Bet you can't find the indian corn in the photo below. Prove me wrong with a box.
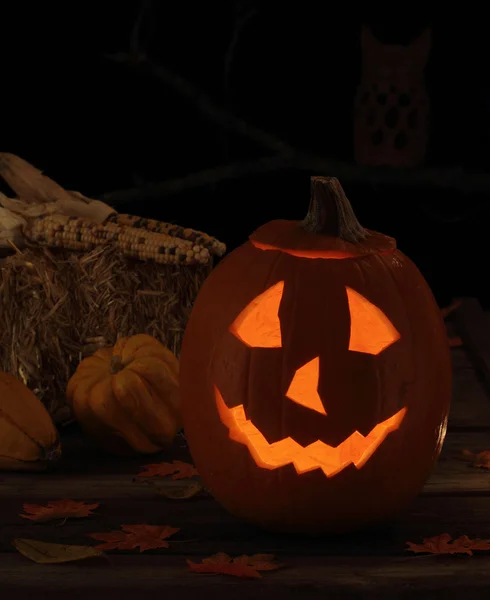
[23,214,212,265]
[104,213,226,257]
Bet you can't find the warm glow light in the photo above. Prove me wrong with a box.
[346,287,400,354]
[286,357,326,415]
[221,283,405,476]
[230,281,284,348]
[215,386,406,477]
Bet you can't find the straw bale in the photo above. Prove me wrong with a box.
[0,243,212,424]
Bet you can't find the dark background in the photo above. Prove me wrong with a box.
[2,4,488,308]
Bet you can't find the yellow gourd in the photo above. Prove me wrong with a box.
[0,372,61,471]
[66,334,181,455]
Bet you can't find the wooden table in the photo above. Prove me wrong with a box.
[1,298,490,599]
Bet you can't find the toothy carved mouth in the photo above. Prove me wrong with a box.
[214,386,406,478]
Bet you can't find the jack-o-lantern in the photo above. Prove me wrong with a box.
[179,177,451,534]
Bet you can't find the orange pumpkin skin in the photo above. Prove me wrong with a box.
[67,334,181,456]
[179,177,451,534]
[0,372,61,471]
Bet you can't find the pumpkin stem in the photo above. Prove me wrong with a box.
[301,176,368,243]
[110,355,125,374]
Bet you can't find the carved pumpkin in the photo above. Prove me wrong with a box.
[66,334,181,455]
[0,372,61,471]
[179,176,451,534]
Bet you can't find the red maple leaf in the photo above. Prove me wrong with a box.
[136,460,198,479]
[407,533,490,556]
[20,499,100,522]
[461,449,490,469]
[89,524,180,552]
[187,552,284,578]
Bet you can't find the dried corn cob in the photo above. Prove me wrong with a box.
[23,214,211,265]
[104,213,226,257]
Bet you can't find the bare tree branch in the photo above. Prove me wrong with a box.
[129,0,154,58]
[101,153,490,206]
[106,52,295,155]
[100,6,490,219]
[101,155,295,204]
[224,2,257,98]
[220,1,258,161]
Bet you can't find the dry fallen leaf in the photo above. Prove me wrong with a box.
[406,533,490,556]
[461,449,490,469]
[187,552,284,578]
[136,460,198,479]
[13,538,105,564]
[141,479,205,499]
[89,524,180,552]
[20,499,100,522]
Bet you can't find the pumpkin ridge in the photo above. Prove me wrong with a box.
[111,373,172,449]
[127,358,179,389]
[128,368,179,398]
[115,334,162,363]
[113,369,178,445]
[137,371,181,433]
[0,405,55,454]
[132,343,180,372]
[0,439,60,464]
[135,377,179,445]
[95,377,161,453]
[67,369,109,413]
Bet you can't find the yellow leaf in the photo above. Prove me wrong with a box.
[140,479,205,499]
[13,538,106,564]
[157,482,204,500]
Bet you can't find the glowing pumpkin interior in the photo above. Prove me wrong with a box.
[216,281,406,477]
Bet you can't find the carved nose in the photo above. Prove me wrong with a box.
[285,356,326,415]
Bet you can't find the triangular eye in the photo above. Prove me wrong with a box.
[286,356,326,415]
[230,281,284,348]
[346,287,400,355]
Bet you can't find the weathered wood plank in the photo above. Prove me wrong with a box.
[445,316,490,427]
[1,429,487,500]
[424,430,490,494]
[453,297,490,391]
[448,347,490,428]
[1,494,490,556]
[0,431,489,559]
[1,552,490,599]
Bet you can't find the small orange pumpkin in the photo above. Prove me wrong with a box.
[0,372,61,471]
[66,333,181,455]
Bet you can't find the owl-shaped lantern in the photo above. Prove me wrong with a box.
[353,25,432,167]
[179,177,451,534]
